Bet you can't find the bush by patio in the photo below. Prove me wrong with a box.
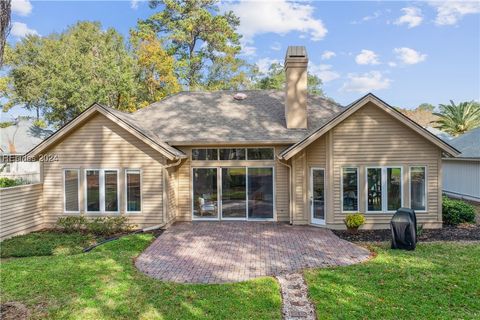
[442,196,476,225]
[0,177,26,188]
[56,216,135,236]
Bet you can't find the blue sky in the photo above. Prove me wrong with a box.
[4,0,480,119]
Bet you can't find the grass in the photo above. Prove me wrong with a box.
[0,232,96,258]
[304,242,480,319]
[0,234,282,320]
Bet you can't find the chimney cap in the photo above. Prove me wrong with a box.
[285,46,308,59]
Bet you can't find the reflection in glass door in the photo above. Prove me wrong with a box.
[193,168,218,219]
[311,168,325,225]
[248,168,274,219]
[221,168,247,219]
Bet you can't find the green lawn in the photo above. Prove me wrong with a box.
[305,242,480,319]
[0,234,281,320]
[0,231,96,258]
[2,232,479,320]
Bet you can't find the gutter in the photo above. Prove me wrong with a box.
[276,155,293,225]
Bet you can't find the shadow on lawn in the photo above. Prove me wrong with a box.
[304,242,480,319]
[0,234,282,320]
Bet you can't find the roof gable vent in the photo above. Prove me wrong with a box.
[233,93,247,100]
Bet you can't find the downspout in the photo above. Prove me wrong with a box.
[276,155,293,225]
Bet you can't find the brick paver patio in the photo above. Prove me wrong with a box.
[135,222,371,284]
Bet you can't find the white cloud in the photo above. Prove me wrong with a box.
[394,47,427,64]
[226,0,327,43]
[270,42,281,51]
[310,63,340,83]
[394,7,423,28]
[241,44,256,56]
[429,1,480,25]
[321,50,336,60]
[256,57,280,74]
[130,0,140,9]
[388,61,397,67]
[11,0,32,16]
[11,22,38,38]
[351,10,382,24]
[355,49,380,65]
[341,71,392,93]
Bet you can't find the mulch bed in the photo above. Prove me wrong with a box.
[0,302,29,320]
[334,224,480,242]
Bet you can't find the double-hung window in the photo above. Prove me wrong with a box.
[126,169,142,212]
[410,166,427,211]
[366,167,403,213]
[341,168,359,212]
[85,169,119,213]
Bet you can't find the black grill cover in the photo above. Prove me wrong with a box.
[391,208,417,250]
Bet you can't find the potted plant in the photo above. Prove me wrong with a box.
[344,213,366,234]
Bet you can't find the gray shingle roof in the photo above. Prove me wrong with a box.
[1,119,53,155]
[129,90,344,144]
[449,127,480,158]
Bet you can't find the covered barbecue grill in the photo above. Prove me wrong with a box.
[391,208,417,250]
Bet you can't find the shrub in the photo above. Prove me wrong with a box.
[86,216,134,236]
[56,216,87,233]
[0,177,25,188]
[442,196,476,225]
[344,213,366,229]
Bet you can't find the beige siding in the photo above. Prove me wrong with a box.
[175,146,290,221]
[42,113,168,228]
[330,102,442,229]
[0,184,44,240]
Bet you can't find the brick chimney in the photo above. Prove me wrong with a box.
[284,46,308,129]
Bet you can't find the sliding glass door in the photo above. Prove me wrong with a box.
[192,167,274,221]
[248,168,274,219]
[221,168,247,219]
[193,168,219,219]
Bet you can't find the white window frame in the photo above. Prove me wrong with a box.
[191,147,275,161]
[191,167,220,221]
[310,167,326,225]
[366,166,403,213]
[409,166,428,213]
[125,169,143,214]
[341,167,359,213]
[63,168,80,214]
[84,169,120,214]
[191,166,276,221]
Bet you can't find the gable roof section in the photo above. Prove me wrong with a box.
[447,127,480,159]
[26,103,186,161]
[130,90,344,144]
[279,93,461,160]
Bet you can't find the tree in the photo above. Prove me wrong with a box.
[255,62,325,96]
[417,103,435,112]
[3,22,138,127]
[433,100,480,136]
[0,0,11,66]
[143,0,242,90]
[130,24,180,107]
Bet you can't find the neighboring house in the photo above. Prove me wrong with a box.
[425,127,453,142]
[1,119,53,183]
[26,46,460,230]
[442,127,480,202]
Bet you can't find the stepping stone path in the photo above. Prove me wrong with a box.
[277,273,316,320]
